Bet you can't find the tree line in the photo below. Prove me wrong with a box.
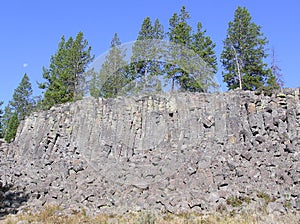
[0,6,284,142]
[89,7,219,99]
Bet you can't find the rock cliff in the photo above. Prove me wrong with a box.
[0,89,300,216]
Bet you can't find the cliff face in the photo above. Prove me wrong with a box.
[1,89,300,215]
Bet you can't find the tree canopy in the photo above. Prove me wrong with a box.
[39,32,94,108]
[1,5,284,132]
[221,6,273,91]
[90,33,130,98]
[129,17,165,93]
[10,74,34,120]
[165,6,218,92]
[1,74,35,141]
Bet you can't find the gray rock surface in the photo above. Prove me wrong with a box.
[0,89,299,216]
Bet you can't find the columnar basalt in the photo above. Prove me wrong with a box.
[0,89,299,216]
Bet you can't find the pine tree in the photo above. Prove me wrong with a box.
[187,22,219,92]
[191,22,217,74]
[270,48,284,89]
[259,48,284,95]
[153,18,165,40]
[221,6,270,91]
[130,17,165,93]
[32,95,44,112]
[1,74,34,141]
[94,33,130,98]
[166,6,192,92]
[10,74,34,120]
[166,6,218,92]
[168,6,191,46]
[4,112,19,143]
[39,32,94,108]
[87,69,101,98]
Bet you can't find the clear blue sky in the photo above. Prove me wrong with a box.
[1,0,299,106]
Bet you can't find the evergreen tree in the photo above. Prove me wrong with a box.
[260,49,283,95]
[166,6,192,92]
[130,17,165,93]
[262,72,278,95]
[221,6,270,91]
[87,69,101,98]
[4,112,19,143]
[94,33,130,98]
[153,18,165,40]
[270,48,284,89]
[191,22,217,74]
[10,74,34,120]
[187,22,219,92]
[0,101,3,138]
[39,32,94,108]
[31,95,44,112]
[1,74,34,141]
[151,18,165,92]
[168,6,191,46]
[166,6,218,92]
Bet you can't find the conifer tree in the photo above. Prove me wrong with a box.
[188,22,218,92]
[166,6,192,92]
[39,32,94,108]
[4,112,19,143]
[153,18,165,40]
[10,74,34,120]
[221,6,270,91]
[191,22,217,74]
[87,69,101,98]
[130,17,165,93]
[94,33,130,98]
[260,49,283,95]
[1,74,34,141]
[166,6,218,92]
[270,48,284,89]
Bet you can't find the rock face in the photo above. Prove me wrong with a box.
[1,89,300,216]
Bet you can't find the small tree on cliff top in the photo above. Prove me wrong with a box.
[130,17,165,93]
[10,74,34,120]
[93,33,130,98]
[39,32,94,108]
[221,6,270,91]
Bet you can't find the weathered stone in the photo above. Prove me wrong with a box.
[0,89,299,216]
[241,151,253,161]
[247,103,256,113]
[267,202,286,214]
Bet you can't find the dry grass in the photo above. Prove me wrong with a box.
[1,205,299,224]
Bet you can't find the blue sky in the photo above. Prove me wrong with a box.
[0,0,299,106]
